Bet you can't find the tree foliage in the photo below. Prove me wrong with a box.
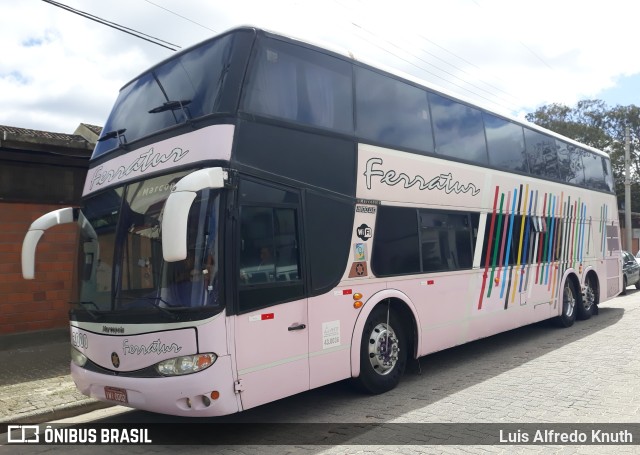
[526,99,640,211]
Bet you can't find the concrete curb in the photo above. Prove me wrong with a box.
[4,400,114,425]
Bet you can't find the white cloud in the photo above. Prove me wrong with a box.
[2,0,640,134]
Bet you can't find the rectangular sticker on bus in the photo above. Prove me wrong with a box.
[322,321,340,349]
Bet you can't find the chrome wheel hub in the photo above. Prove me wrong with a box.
[368,323,400,376]
[584,282,595,311]
[564,284,575,318]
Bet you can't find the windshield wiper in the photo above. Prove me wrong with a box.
[97,128,127,146]
[148,99,191,114]
[69,301,100,320]
[116,296,180,320]
[148,99,192,122]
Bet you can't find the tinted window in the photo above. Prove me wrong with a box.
[484,114,528,173]
[243,37,353,132]
[94,33,235,157]
[524,129,558,179]
[372,206,479,276]
[237,180,304,313]
[371,206,419,276]
[355,67,433,152]
[239,179,299,204]
[603,156,614,192]
[420,211,477,272]
[304,192,353,295]
[557,141,585,185]
[429,92,488,164]
[582,150,608,191]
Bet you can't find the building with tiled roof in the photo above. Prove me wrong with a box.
[0,123,100,335]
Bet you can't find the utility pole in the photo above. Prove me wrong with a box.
[625,126,632,251]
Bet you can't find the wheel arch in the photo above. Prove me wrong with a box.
[350,289,421,378]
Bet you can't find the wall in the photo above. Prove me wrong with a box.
[0,202,78,335]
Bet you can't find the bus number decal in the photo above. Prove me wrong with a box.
[71,331,88,350]
[322,321,340,349]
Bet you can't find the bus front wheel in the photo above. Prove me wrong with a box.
[355,304,407,394]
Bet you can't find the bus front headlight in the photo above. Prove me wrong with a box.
[71,347,88,367]
[155,353,217,376]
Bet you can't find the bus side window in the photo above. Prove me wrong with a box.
[237,180,304,313]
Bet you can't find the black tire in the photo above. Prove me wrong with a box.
[622,275,628,295]
[354,304,407,394]
[635,280,640,290]
[576,274,598,320]
[556,279,577,328]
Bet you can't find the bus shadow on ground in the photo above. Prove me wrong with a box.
[98,301,626,445]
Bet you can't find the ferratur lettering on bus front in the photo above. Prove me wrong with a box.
[477,184,611,310]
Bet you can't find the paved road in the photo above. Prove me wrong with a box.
[3,290,640,454]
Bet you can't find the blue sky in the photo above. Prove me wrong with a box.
[2,0,640,134]
[596,74,640,107]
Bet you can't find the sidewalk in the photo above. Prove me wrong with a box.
[0,328,112,424]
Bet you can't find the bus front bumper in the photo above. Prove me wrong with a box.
[70,355,240,417]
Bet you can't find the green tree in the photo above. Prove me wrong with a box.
[526,100,640,212]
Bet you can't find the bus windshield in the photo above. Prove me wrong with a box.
[92,32,235,158]
[75,171,222,320]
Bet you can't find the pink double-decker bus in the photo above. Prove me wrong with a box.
[22,27,621,417]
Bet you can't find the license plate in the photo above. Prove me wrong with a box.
[104,386,128,404]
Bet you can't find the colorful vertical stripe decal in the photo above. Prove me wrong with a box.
[519,189,534,293]
[478,186,500,310]
[544,195,557,285]
[500,188,518,301]
[487,192,505,299]
[478,185,592,312]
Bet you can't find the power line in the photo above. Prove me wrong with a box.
[41,0,181,51]
[330,0,524,113]
[348,22,519,113]
[470,0,554,70]
[141,0,218,34]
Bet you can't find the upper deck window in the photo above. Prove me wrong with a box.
[524,129,559,179]
[93,33,237,158]
[355,67,433,153]
[557,141,585,185]
[429,92,488,165]
[582,150,610,191]
[484,113,528,173]
[242,37,353,133]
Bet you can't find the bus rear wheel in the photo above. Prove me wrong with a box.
[355,304,407,394]
[577,274,598,320]
[556,279,577,328]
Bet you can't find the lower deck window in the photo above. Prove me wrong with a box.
[372,206,479,277]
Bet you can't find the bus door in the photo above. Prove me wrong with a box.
[232,179,309,410]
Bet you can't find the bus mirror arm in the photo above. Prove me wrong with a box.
[22,207,78,279]
[162,168,227,262]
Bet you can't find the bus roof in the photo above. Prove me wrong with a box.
[120,25,609,160]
